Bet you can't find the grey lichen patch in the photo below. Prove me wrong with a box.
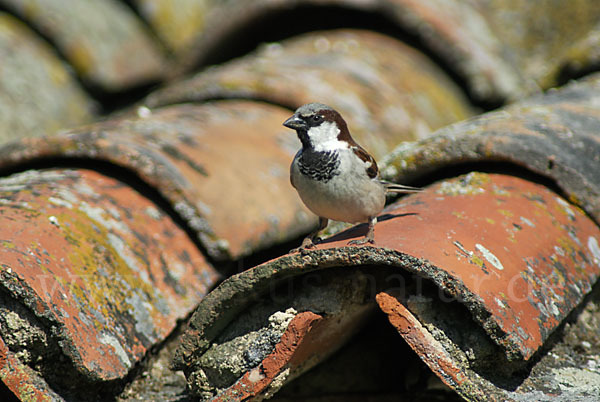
[0,290,88,397]
[402,278,600,401]
[406,289,523,386]
[195,307,296,393]
[125,290,161,344]
[436,172,489,196]
[551,367,600,395]
[0,169,77,190]
[512,284,600,400]
[186,268,376,399]
[261,367,291,400]
[0,308,49,365]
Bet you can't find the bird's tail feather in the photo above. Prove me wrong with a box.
[381,180,423,193]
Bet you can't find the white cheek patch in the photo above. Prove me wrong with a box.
[308,122,345,151]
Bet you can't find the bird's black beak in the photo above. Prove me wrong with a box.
[283,114,306,131]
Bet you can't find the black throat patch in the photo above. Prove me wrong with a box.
[298,149,340,182]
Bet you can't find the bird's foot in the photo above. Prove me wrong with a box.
[348,236,375,246]
[290,236,319,254]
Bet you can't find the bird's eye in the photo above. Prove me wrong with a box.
[312,114,323,123]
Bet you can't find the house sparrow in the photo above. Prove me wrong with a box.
[284,102,421,251]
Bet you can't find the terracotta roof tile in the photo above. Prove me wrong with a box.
[0,101,317,260]
[179,0,600,101]
[0,0,165,91]
[0,169,218,398]
[147,29,474,159]
[1,1,600,400]
[173,77,600,400]
[0,14,94,144]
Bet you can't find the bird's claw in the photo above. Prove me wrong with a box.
[290,245,312,254]
[290,237,318,254]
[348,237,375,246]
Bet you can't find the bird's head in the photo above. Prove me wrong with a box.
[283,103,351,150]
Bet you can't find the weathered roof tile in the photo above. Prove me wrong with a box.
[0,14,94,144]
[0,168,218,398]
[0,0,165,91]
[172,76,600,400]
[147,29,473,159]
[0,101,315,260]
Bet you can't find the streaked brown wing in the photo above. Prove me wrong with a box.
[352,146,378,179]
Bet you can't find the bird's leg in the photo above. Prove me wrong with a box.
[348,216,377,246]
[291,217,329,253]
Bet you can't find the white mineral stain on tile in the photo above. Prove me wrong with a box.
[107,233,150,284]
[556,197,576,220]
[144,205,162,219]
[520,216,535,227]
[248,367,265,383]
[48,196,73,208]
[137,105,152,118]
[125,291,157,342]
[554,246,565,257]
[79,201,131,234]
[588,236,600,265]
[98,332,131,369]
[476,243,504,270]
[57,188,80,204]
[495,297,506,309]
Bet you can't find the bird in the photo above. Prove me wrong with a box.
[283,102,421,252]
